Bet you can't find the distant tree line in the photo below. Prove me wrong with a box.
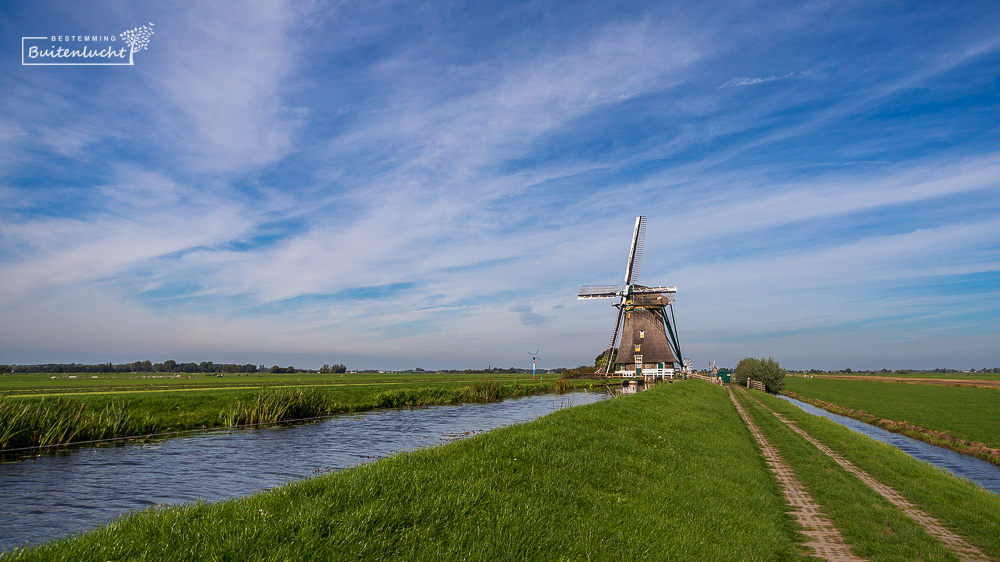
[0,361,346,375]
[2,361,261,374]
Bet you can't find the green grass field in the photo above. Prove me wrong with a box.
[3,381,807,561]
[0,371,561,398]
[784,377,1000,448]
[795,372,1000,381]
[7,381,1000,560]
[0,372,595,451]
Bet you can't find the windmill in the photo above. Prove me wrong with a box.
[578,216,684,379]
[528,350,540,380]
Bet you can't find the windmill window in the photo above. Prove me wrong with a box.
[634,355,642,363]
[634,344,641,352]
[639,330,645,339]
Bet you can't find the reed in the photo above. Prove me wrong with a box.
[0,397,159,449]
[219,387,333,426]
[553,378,571,393]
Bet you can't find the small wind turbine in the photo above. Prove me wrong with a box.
[528,350,540,380]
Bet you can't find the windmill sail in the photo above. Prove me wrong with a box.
[578,285,620,299]
[623,216,646,286]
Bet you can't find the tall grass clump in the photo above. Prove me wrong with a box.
[220,388,332,426]
[372,380,548,409]
[0,398,159,450]
[553,378,571,393]
[372,388,457,408]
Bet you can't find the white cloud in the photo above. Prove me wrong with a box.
[151,1,309,172]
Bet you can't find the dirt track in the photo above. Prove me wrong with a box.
[728,388,863,561]
[742,389,991,562]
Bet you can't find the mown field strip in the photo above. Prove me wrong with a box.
[3,381,406,399]
[743,389,991,562]
[728,388,862,561]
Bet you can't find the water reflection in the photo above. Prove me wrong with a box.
[0,392,607,552]
[778,395,1000,495]
[611,380,666,396]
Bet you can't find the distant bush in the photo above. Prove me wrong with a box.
[733,357,786,393]
[560,366,598,379]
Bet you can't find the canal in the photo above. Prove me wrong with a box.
[0,391,606,552]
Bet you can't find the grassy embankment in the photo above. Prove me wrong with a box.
[784,377,1000,465]
[0,372,590,452]
[735,388,1000,561]
[6,382,808,561]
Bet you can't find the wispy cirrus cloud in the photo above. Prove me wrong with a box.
[720,72,794,88]
[1,0,998,370]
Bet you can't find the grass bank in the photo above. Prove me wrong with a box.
[0,379,590,452]
[4,382,807,560]
[735,388,1000,560]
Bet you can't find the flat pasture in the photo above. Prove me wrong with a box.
[785,376,1000,448]
[797,372,1000,380]
[796,373,1000,387]
[0,371,556,398]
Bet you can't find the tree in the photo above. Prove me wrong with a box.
[594,348,618,371]
[561,365,596,378]
[733,357,786,393]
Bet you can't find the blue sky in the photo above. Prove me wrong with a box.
[1,1,998,371]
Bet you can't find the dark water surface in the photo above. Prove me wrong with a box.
[0,392,607,552]
[778,395,1000,495]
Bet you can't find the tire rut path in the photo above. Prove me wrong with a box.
[728,388,864,561]
[742,389,991,562]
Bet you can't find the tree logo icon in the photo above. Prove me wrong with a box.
[119,22,155,65]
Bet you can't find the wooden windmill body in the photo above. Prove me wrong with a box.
[578,217,684,379]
